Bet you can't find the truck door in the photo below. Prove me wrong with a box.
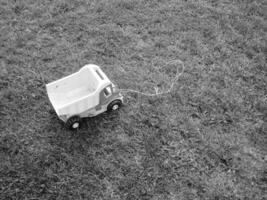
[96,85,113,110]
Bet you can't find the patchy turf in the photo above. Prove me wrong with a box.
[1,0,266,199]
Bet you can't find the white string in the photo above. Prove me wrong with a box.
[119,59,184,97]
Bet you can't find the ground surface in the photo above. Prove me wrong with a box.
[1,0,267,199]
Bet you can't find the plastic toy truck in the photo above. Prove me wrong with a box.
[46,64,123,130]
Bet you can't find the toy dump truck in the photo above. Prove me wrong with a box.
[46,64,123,130]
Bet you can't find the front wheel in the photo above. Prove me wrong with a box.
[66,116,81,130]
[107,100,122,112]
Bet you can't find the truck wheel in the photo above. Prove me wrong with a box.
[66,116,81,130]
[107,100,122,112]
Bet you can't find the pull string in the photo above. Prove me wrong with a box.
[119,59,185,97]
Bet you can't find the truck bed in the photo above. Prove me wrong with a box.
[46,65,108,115]
[48,86,96,109]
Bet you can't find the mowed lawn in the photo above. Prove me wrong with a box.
[1,0,266,199]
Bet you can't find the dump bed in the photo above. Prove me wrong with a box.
[46,64,110,116]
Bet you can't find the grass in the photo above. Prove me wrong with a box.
[1,0,266,199]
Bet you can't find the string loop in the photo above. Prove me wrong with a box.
[119,59,184,97]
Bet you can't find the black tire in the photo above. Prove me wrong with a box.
[66,116,81,130]
[107,99,122,112]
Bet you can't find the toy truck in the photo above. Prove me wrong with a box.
[46,64,123,130]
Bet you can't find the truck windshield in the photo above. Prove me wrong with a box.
[112,83,118,91]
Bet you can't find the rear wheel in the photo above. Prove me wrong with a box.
[107,100,122,112]
[66,116,81,130]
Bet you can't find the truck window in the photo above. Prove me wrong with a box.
[103,86,112,97]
